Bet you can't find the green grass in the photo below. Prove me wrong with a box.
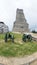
[0,33,37,57]
[0,33,5,40]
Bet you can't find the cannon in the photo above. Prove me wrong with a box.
[5,33,14,42]
[22,34,32,42]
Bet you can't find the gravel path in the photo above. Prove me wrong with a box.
[0,52,37,65]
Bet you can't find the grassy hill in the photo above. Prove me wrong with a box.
[0,33,37,57]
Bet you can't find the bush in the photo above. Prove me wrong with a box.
[32,30,37,33]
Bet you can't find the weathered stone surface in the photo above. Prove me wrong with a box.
[0,22,9,33]
[13,8,29,33]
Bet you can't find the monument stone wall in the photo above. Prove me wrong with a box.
[13,8,29,33]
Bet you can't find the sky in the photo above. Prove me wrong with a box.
[0,0,37,31]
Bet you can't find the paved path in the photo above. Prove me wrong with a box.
[0,52,37,65]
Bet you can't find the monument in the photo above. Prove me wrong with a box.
[13,8,29,33]
[0,22,9,33]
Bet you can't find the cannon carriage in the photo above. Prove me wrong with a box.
[22,34,32,42]
[22,33,37,42]
[5,33,14,42]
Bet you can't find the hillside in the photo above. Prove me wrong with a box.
[0,33,37,57]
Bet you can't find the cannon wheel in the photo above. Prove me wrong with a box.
[27,35,32,41]
[5,33,7,42]
[22,34,27,42]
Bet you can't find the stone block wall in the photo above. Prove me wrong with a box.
[13,8,29,33]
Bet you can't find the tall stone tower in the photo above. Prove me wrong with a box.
[13,8,29,33]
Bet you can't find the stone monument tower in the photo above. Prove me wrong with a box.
[13,8,29,33]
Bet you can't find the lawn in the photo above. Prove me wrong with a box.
[0,33,37,57]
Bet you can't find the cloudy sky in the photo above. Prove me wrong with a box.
[0,0,37,31]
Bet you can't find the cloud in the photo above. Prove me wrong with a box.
[0,0,37,31]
